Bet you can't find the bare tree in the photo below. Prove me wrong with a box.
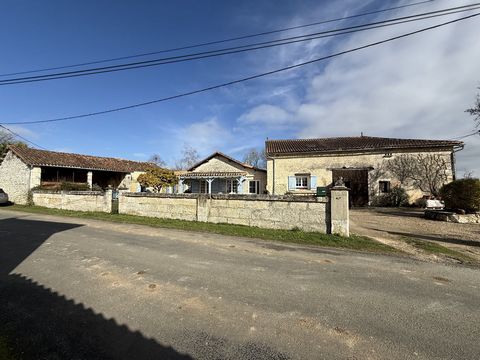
[384,154,415,186]
[174,145,200,170]
[410,154,449,196]
[385,154,449,196]
[148,154,166,168]
[243,148,267,168]
[466,87,480,127]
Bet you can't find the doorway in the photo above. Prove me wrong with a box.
[332,169,369,207]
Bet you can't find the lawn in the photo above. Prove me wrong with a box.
[4,204,397,253]
[402,237,476,264]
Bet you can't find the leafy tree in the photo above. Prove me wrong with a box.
[440,178,480,213]
[137,167,178,193]
[148,154,166,167]
[0,129,27,160]
[174,145,200,170]
[243,148,267,168]
[466,87,480,127]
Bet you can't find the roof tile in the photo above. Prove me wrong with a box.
[266,136,463,155]
[9,145,154,172]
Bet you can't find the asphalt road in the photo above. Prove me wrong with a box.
[0,209,479,360]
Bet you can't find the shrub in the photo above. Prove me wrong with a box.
[91,184,103,192]
[440,178,480,213]
[59,182,90,191]
[371,186,409,207]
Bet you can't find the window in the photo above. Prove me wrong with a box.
[226,179,237,193]
[199,180,208,193]
[249,180,260,194]
[379,181,391,193]
[295,176,308,189]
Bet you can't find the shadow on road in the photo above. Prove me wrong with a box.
[0,216,193,359]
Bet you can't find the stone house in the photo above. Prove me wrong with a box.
[0,145,154,204]
[265,136,463,205]
[177,152,267,194]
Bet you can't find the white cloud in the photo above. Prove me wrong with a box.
[175,116,233,155]
[5,125,39,139]
[239,1,480,174]
[238,104,293,128]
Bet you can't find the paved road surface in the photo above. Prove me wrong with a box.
[0,209,479,359]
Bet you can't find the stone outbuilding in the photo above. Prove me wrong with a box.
[177,152,267,194]
[0,145,154,204]
[265,136,464,205]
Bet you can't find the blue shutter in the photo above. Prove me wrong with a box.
[288,176,296,191]
[310,176,317,190]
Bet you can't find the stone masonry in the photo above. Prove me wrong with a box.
[119,193,349,234]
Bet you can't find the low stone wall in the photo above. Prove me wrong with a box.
[424,210,480,224]
[119,193,198,221]
[32,190,112,213]
[119,191,349,234]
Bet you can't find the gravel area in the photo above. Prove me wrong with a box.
[350,207,480,263]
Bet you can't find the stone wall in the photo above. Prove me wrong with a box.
[32,190,112,213]
[0,151,31,204]
[119,193,198,221]
[118,192,348,234]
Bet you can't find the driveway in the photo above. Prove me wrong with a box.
[350,207,480,263]
[1,209,479,359]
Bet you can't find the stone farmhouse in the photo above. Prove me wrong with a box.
[265,136,463,205]
[177,152,267,195]
[0,145,154,204]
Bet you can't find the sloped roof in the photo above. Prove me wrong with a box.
[266,136,463,156]
[8,145,154,172]
[180,171,247,178]
[187,151,266,172]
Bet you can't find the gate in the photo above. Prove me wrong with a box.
[332,169,369,207]
[111,190,119,214]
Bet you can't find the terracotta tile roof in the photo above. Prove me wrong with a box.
[179,171,247,178]
[188,151,266,172]
[266,136,463,156]
[8,145,154,172]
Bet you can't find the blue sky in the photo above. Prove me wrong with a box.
[1,0,479,174]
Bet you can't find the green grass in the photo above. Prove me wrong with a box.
[403,237,476,264]
[4,204,397,253]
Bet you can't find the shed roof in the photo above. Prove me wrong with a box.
[8,145,154,172]
[266,136,463,156]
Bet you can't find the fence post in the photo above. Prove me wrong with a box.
[330,185,349,237]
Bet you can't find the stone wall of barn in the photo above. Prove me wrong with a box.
[0,151,32,204]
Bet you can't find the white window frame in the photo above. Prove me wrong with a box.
[295,176,309,189]
[249,180,260,194]
[225,179,237,193]
[199,180,208,193]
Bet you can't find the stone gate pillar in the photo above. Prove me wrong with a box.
[330,185,349,237]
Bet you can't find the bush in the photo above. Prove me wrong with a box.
[31,182,104,192]
[59,182,90,191]
[440,178,480,213]
[371,186,409,207]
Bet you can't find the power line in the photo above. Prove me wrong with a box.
[450,130,480,140]
[0,125,47,149]
[2,12,478,126]
[2,3,478,86]
[0,0,436,78]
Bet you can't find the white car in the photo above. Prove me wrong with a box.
[0,188,8,204]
